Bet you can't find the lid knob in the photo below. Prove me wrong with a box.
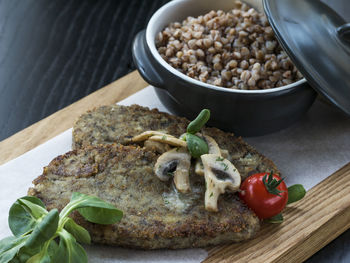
[337,23,350,43]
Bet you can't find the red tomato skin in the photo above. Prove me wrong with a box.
[239,173,288,219]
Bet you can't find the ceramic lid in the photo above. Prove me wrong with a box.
[263,0,350,115]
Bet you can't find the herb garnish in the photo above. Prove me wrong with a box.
[221,162,228,171]
[0,192,123,263]
[185,109,211,158]
[187,109,210,134]
[215,157,224,162]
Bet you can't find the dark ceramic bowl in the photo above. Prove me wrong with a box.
[132,0,317,137]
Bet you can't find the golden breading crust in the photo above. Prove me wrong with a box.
[28,144,261,249]
[72,104,189,149]
[72,104,280,180]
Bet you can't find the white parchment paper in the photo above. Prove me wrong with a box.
[0,86,349,262]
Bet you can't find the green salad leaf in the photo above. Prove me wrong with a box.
[26,240,58,263]
[60,192,123,225]
[18,198,48,219]
[9,196,47,237]
[52,229,87,263]
[0,192,123,263]
[25,209,59,250]
[0,236,28,263]
[64,218,91,244]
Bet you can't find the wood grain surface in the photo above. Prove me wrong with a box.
[205,163,350,263]
[1,71,349,263]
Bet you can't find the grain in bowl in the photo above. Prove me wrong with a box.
[155,1,302,90]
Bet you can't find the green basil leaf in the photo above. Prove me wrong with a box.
[18,198,48,219]
[9,196,45,237]
[52,229,87,263]
[0,236,27,263]
[64,218,91,244]
[186,133,209,158]
[187,109,210,134]
[25,209,59,249]
[60,192,123,225]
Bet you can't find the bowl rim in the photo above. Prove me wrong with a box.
[145,0,307,94]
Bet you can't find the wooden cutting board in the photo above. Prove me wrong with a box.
[0,71,349,263]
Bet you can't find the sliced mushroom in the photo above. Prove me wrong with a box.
[154,147,191,193]
[201,154,241,212]
[203,135,221,155]
[195,160,205,176]
[195,135,221,176]
[131,131,175,142]
[220,149,229,159]
[149,135,187,147]
[144,139,171,154]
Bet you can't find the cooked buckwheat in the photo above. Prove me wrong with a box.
[156,1,302,90]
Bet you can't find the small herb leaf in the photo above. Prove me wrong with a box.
[187,109,210,134]
[18,198,48,219]
[186,133,209,158]
[266,213,284,223]
[64,218,91,244]
[9,196,46,236]
[60,192,123,225]
[52,229,87,263]
[25,209,59,249]
[1,193,123,263]
[26,247,50,263]
[287,184,306,204]
[26,239,58,263]
[13,245,39,263]
[0,236,28,263]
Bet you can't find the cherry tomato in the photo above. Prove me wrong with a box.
[239,172,288,219]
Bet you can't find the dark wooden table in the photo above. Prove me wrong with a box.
[0,0,348,262]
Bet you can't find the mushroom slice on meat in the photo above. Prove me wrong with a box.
[154,147,191,193]
[220,149,229,159]
[202,135,221,155]
[195,160,205,176]
[195,135,221,176]
[144,139,171,154]
[148,135,187,147]
[201,154,241,212]
[131,131,175,142]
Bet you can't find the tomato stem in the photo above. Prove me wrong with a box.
[263,171,285,197]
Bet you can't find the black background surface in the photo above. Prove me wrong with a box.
[0,0,348,262]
